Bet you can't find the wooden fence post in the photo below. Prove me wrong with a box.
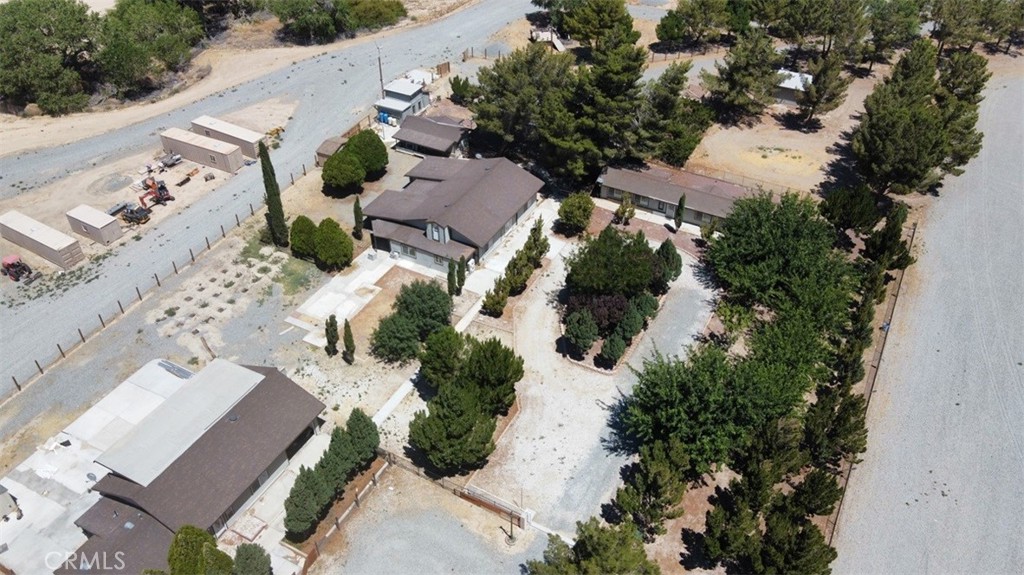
[206,236,211,250]
[235,214,240,226]
[154,273,161,287]
[35,360,43,375]
[98,314,106,328]
[189,249,195,263]
[78,328,86,343]
[118,300,124,314]
[221,224,226,238]
[173,261,178,275]
[12,376,20,392]
[136,286,143,301]
[57,343,65,359]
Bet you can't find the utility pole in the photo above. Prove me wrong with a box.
[376,44,385,98]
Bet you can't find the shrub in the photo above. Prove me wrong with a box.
[557,192,595,236]
[565,308,599,355]
[481,276,510,317]
[290,215,317,259]
[631,293,659,320]
[314,217,354,270]
[504,252,533,296]
[322,149,366,193]
[345,129,389,177]
[232,543,271,575]
[167,525,216,575]
[566,293,630,335]
[370,312,421,364]
[617,302,645,342]
[599,331,627,366]
[349,0,407,30]
[394,280,452,341]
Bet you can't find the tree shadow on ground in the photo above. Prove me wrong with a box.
[690,258,718,292]
[401,443,486,479]
[321,181,363,199]
[680,528,717,571]
[771,109,822,133]
[525,10,551,28]
[600,391,641,456]
[816,128,862,201]
[410,370,437,403]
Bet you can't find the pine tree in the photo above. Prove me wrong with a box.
[936,50,990,175]
[447,259,458,296]
[864,202,915,269]
[343,318,355,364]
[352,196,363,240]
[259,141,289,247]
[564,308,599,355]
[408,382,496,474]
[615,437,690,541]
[456,256,467,295]
[420,326,466,391]
[701,28,783,122]
[319,427,357,496]
[526,518,660,575]
[324,314,339,356]
[346,407,380,465]
[798,52,853,123]
[289,215,317,259]
[232,543,271,575]
[458,337,524,416]
[283,465,321,538]
[866,0,922,70]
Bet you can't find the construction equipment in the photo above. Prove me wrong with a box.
[139,177,174,209]
[2,255,41,284]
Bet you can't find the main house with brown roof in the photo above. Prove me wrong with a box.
[597,165,752,226]
[57,360,324,575]
[364,157,544,271]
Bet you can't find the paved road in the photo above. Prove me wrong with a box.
[0,0,534,395]
[834,72,1024,572]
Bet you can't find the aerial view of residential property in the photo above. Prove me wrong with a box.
[1,0,1021,573]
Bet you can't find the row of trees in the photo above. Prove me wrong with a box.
[851,39,991,194]
[409,331,525,474]
[163,526,272,575]
[481,219,551,316]
[470,0,712,184]
[322,129,390,194]
[370,280,453,364]
[270,0,406,44]
[0,0,204,114]
[562,226,682,367]
[283,409,380,540]
[290,216,355,270]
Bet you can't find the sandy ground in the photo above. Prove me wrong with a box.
[0,0,477,157]
[688,65,888,194]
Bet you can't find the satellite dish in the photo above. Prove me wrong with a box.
[86,473,97,482]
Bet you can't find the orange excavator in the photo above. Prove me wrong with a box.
[138,177,175,209]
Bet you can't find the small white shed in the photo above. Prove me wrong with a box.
[775,69,813,106]
[0,210,84,269]
[66,204,124,246]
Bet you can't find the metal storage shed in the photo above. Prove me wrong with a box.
[66,204,124,246]
[190,116,265,158]
[0,210,85,269]
[160,127,243,173]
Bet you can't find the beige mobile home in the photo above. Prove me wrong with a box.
[66,204,124,246]
[0,210,85,269]
[190,116,265,158]
[160,127,243,173]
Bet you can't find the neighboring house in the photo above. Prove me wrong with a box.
[364,157,543,271]
[393,115,467,157]
[375,77,432,123]
[775,69,813,106]
[56,359,325,575]
[598,165,751,226]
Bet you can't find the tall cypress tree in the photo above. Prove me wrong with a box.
[447,260,458,296]
[456,256,467,295]
[325,314,339,356]
[259,141,289,247]
[352,196,364,240]
[343,318,355,364]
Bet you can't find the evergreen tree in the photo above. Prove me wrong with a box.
[931,0,984,55]
[526,518,660,575]
[864,202,915,269]
[370,312,421,364]
[615,437,690,540]
[447,260,458,296]
[408,382,496,474]
[325,314,339,356]
[260,141,289,247]
[346,407,380,465]
[614,192,636,225]
[936,50,990,175]
[789,469,843,517]
[394,280,453,340]
[819,186,880,233]
[289,215,317,259]
[777,0,828,51]
[701,28,783,122]
[599,330,627,365]
[980,0,1018,52]
[639,61,714,166]
[459,337,524,416]
[564,308,600,355]
[203,543,234,575]
[456,256,467,295]
[419,326,466,391]
[314,217,354,270]
[557,192,596,236]
[657,0,729,48]
[821,0,868,63]
[232,543,272,575]
[726,0,753,38]
[344,315,356,360]
[322,150,366,192]
[482,276,510,317]
[674,195,686,230]
[657,239,683,282]
[798,52,853,123]
[352,196,363,240]
[168,525,217,575]
[345,129,389,176]
[866,0,921,69]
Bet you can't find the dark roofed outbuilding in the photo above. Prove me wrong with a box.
[393,115,467,156]
[598,165,752,226]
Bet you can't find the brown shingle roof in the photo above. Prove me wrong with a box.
[365,158,543,248]
[393,116,466,153]
[57,499,173,575]
[131,366,324,532]
[372,220,475,261]
[600,166,751,219]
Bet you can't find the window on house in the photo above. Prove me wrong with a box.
[434,255,444,265]
[637,196,649,207]
[611,189,623,199]
[209,155,217,164]
[204,130,211,136]
[401,244,416,257]
[431,226,440,241]
[657,201,665,211]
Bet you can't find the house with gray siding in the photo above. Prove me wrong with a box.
[364,157,543,271]
[598,165,752,226]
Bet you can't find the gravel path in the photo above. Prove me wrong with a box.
[833,68,1024,574]
[0,0,536,395]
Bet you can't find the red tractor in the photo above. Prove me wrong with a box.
[2,255,41,284]
[138,177,175,209]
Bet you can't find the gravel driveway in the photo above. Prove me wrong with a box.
[833,67,1024,574]
[0,0,536,395]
